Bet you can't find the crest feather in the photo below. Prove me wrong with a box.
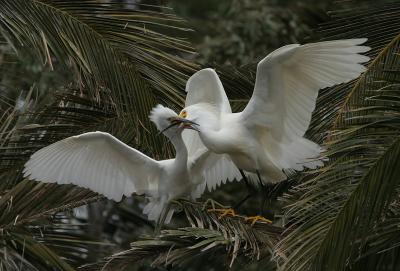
[149,104,178,131]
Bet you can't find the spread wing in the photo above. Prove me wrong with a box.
[185,68,232,113]
[185,129,241,193]
[23,131,162,201]
[188,142,240,193]
[240,38,370,142]
[184,69,241,190]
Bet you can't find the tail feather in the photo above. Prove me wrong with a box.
[263,135,325,183]
[282,137,324,170]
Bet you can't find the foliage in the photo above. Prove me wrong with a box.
[1,0,400,270]
[82,200,282,270]
[1,0,196,157]
[1,214,110,271]
[170,0,330,66]
[0,85,112,269]
[276,1,400,271]
[0,1,195,269]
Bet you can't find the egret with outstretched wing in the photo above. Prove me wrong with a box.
[176,39,370,221]
[23,105,239,223]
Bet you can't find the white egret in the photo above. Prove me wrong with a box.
[23,104,240,223]
[176,39,370,222]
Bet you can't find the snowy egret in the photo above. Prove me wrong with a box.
[23,104,240,223]
[176,39,370,222]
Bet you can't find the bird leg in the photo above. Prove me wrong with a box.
[233,169,254,209]
[207,208,236,219]
[256,170,268,215]
[203,199,236,219]
[242,170,273,226]
[244,215,272,226]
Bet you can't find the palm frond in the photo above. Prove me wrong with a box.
[0,87,121,269]
[307,0,400,143]
[216,64,256,112]
[0,2,198,267]
[275,2,400,270]
[83,200,283,270]
[1,214,111,271]
[0,87,115,186]
[0,0,197,157]
[0,85,141,229]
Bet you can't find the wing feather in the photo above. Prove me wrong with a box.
[184,69,241,189]
[189,147,241,192]
[239,39,369,171]
[241,38,370,142]
[185,68,232,113]
[23,131,162,201]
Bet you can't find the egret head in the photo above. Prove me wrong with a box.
[149,104,198,137]
[178,103,219,132]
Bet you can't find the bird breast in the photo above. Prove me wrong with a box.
[158,159,191,198]
[199,114,243,152]
[201,113,261,172]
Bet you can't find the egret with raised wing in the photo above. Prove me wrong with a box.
[176,39,370,223]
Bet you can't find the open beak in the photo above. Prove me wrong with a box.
[159,117,199,134]
[178,118,200,132]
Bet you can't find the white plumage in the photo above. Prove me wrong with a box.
[182,69,241,190]
[178,39,370,183]
[23,105,239,223]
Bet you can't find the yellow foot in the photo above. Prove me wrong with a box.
[207,208,236,219]
[244,215,272,226]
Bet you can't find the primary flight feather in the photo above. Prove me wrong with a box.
[177,39,370,183]
[23,105,240,223]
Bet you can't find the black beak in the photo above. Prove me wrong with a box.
[179,118,200,132]
[159,117,199,134]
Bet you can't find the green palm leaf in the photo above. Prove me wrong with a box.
[83,200,282,270]
[0,88,124,270]
[275,2,400,270]
[307,0,400,143]
[1,214,110,271]
[0,0,196,156]
[0,2,198,268]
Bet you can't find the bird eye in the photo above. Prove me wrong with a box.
[180,111,187,118]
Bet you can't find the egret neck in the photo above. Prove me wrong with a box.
[168,132,188,169]
[192,113,228,154]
